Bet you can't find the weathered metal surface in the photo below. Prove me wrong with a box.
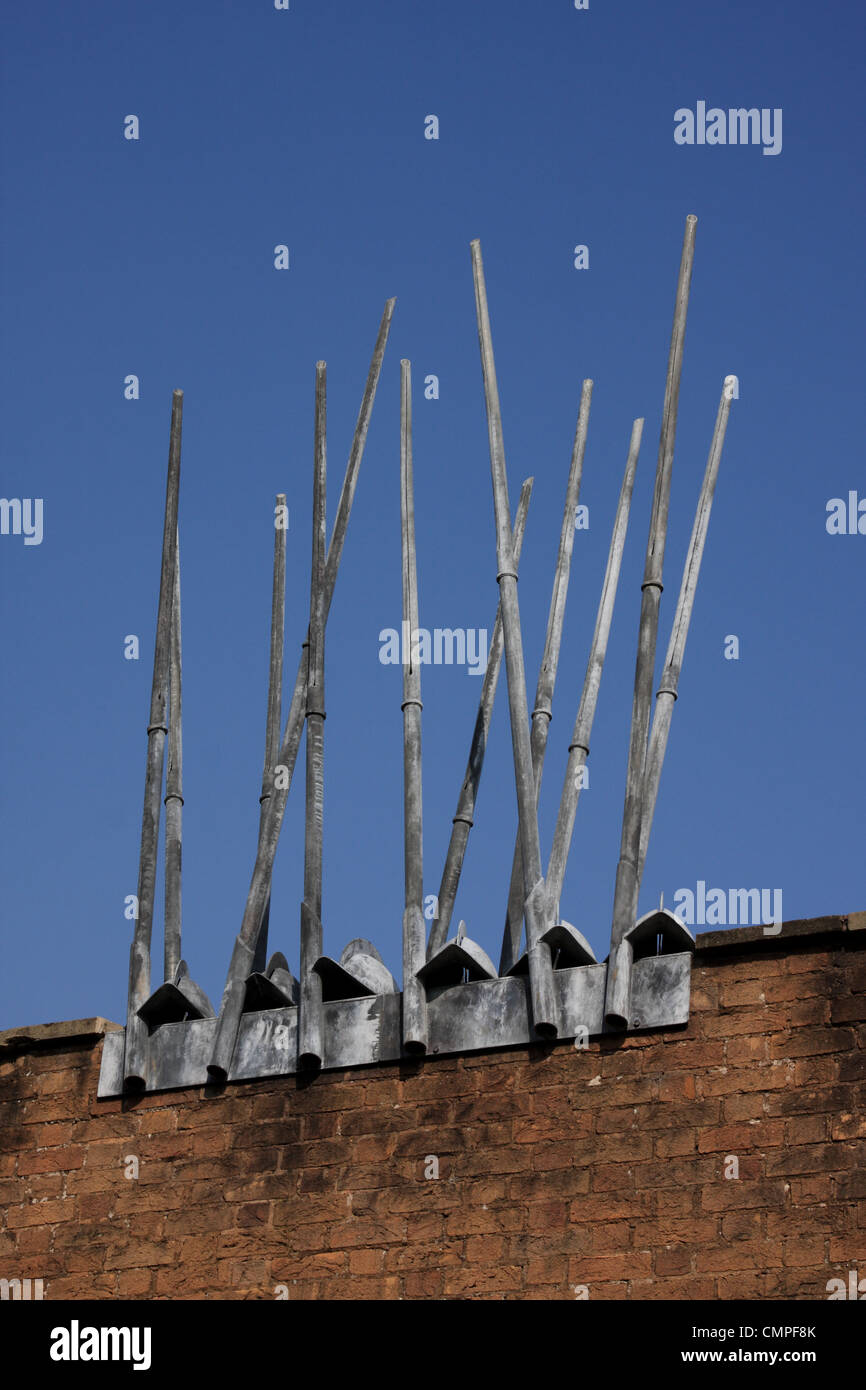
[163,532,183,983]
[637,380,734,883]
[628,907,695,959]
[299,362,328,1068]
[428,975,533,1052]
[124,389,183,1089]
[545,419,642,923]
[542,921,597,967]
[506,918,597,976]
[267,951,298,1003]
[207,300,395,1082]
[243,951,298,1011]
[631,952,692,1029]
[605,215,697,1032]
[137,962,214,1028]
[499,379,592,976]
[253,491,288,975]
[470,239,557,1036]
[419,933,499,992]
[427,478,533,960]
[232,1009,297,1079]
[98,948,693,1095]
[399,361,428,1052]
[314,938,398,1000]
[323,993,401,1069]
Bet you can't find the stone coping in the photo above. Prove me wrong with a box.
[0,1016,122,1052]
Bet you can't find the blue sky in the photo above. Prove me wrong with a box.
[1,0,863,1029]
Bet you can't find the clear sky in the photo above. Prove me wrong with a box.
[1,0,863,1029]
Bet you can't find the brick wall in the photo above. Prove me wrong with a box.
[1,915,864,1300]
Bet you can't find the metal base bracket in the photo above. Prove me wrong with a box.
[98,950,692,1097]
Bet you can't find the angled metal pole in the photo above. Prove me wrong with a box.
[252,492,288,975]
[299,363,328,1067]
[163,529,183,983]
[605,214,697,1031]
[545,418,643,921]
[124,389,183,1088]
[471,239,557,1037]
[427,477,533,959]
[399,361,428,1052]
[208,298,395,1081]
[499,380,593,974]
[637,379,734,884]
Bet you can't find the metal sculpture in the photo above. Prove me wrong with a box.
[103,218,735,1097]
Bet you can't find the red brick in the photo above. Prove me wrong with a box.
[17,1146,85,1175]
[346,1249,383,1276]
[830,1112,866,1140]
[0,945,859,1302]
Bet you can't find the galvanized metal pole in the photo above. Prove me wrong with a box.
[499,380,593,975]
[299,363,327,1067]
[252,492,288,976]
[208,299,395,1081]
[605,215,697,1031]
[545,418,643,921]
[124,389,183,1088]
[427,478,533,960]
[399,361,428,1051]
[637,379,734,884]
[471,239,557,1036]
[163,530,183,983]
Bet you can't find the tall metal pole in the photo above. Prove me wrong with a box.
[499,380,593,974]
[208,300,394,1081]
[545,418,643,921]
[604,215,697,1031]
[427,478,533,960]
[299,364,328,1067]
[252,492,288,975]
[124,389,183,1088]
[163,529,183,983]
[637,379,734,884]
[399,361,428,1051]
[471,239,557,1036]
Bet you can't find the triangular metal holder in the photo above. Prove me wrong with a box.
[243,951,299,1011]
[418,926,498,990]
[505,919,596,977]
[626,907,696,961]
[137,960,215,1031]
[314,938,398,1001]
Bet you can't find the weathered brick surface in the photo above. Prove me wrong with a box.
[1,923,864,1299]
